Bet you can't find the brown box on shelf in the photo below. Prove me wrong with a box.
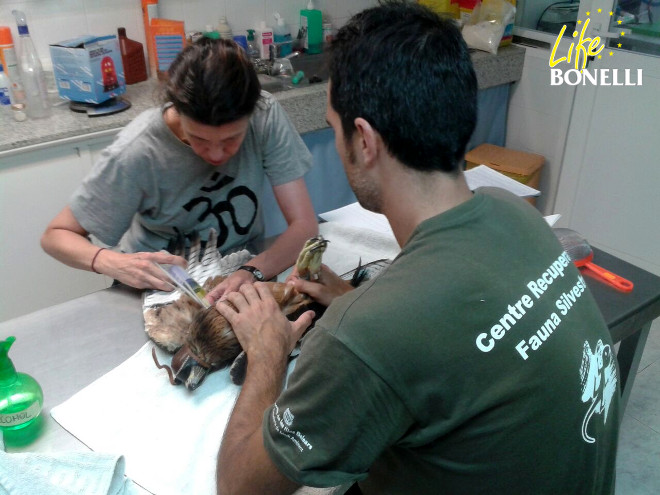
[465,144,544,203]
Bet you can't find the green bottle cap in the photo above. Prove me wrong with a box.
[247,29,255,41]
[0,336,18,383]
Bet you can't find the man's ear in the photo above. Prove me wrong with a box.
[353,117,381,167]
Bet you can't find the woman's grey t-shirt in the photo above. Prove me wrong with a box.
[70,91,312,253]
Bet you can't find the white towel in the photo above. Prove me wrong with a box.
[51,343,251,495]
[0,444,133,495]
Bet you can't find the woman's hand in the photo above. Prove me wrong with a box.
[94,249,188,291]
[286,264,353,307]
[205,268,258,304]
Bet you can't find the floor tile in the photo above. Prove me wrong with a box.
[637,319,660,372]
[616,318,660,494]
[616,414,660,494]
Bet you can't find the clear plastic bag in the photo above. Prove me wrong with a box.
[462,0,516,54]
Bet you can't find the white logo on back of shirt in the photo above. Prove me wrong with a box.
[579,339,617,443]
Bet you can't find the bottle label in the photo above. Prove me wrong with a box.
[0,401,41,427]
[0,85,11,106]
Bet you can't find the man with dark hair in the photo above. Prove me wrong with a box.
[215,2,620,494]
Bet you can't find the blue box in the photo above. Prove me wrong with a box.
[49,35,126,104]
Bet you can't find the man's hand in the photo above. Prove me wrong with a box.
[286,264,354,307]
[205,269,258,305]
[95,249,187,291]
[217,283,315,365]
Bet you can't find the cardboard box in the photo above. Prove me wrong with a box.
[50,35,126,104]
[465,144,544,203]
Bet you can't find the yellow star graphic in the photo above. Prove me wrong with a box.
[618,20,623,24]
[609,51,614,56]
[597,8,602,13]
[610,11,614,16]
[598,54,602,59]
[618,43,622,48]
[621,31,625,36]
[578,19,582,24]
[586,11,590,16]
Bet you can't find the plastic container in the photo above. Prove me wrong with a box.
[246,30,259,60]
[0,62,12,114]
[300,0,323,54]
[217,16,233,40]
[0,336,44,433]
[255,21,274,60]
[203,25,220,40]
[12,10,50,119]
[0,26,26,104]
[233,35,248,52]
[118,27,148,85]
[273,12,292,57]
[322,21,334,47]
[11,102,26,121]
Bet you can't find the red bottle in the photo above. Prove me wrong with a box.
[118,27,147,84]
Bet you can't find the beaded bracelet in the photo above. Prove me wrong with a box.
[91,247,107,274]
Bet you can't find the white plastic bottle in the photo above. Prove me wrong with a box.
[0,62,13,118]
[255,21,274,60]
[217,16,233,40]
[0,26,26,105]
[11,10,50,119]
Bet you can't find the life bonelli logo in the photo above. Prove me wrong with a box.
[548,11,642,86]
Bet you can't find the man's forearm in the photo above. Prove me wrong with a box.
[217,359,298,495]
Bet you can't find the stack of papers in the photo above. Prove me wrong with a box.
[463,164,541,197]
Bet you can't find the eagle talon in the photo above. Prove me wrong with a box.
[296,235,329,280]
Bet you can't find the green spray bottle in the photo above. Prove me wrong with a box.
[0,336,43,433]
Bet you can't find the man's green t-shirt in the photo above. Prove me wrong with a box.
[263,188,619,494]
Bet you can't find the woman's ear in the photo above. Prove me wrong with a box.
[353,117,381,167]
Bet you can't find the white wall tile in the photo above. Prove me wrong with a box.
[84,0,144,45]
[179,0,228,34]
[226,0,266,37]
[0,1,87,64]
[506,46,577,215]
[267,0,303,35]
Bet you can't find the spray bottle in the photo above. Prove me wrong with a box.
[0,337,44,434]
[11,10,50,119]
[246,30,259,60]
[273,13,292,57]
[0,26,26,105]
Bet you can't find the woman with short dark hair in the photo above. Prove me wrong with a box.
[41,38,317,298]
